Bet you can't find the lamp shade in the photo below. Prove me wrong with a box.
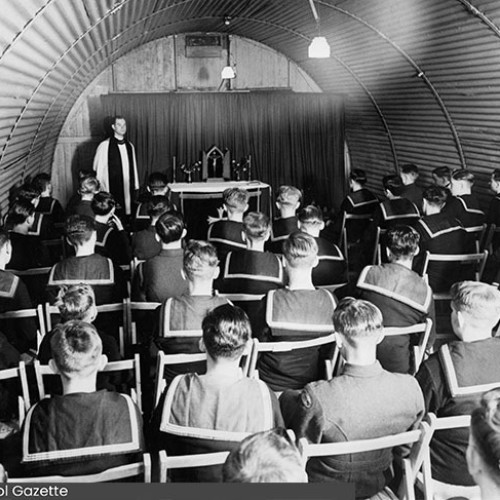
[308,36,331,58]
[221,66,236,79]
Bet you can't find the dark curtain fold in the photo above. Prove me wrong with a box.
[99,92,345,209]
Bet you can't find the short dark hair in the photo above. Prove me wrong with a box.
[385,225,420,259]
[15,184,41,202]
[183,240,219,281]
[5,198,35,229]
[55,284,95,322]
[202,304,251,361]
[147,172,168,191]
[223,428,306,483]
[470,388,500,486]
[382,174,403,195]
[298,205,324,227]
[452,169,474,184]
[333,297,383,347]
[77,168,96,181]
[492,169,500,183]
[0,229,10,252]
[223,188,249,212]
[432,166,451,180]
[243,212,270,241]
[282,231,318,268]
[147,195,172,218]
[400,163,419,176]
[50,320,102,378]
[32,173,52,193]
[65,215,97,247]
[423,186,448,207]
[91,192,116,216]
[113,115,126,125]
[156,211,185,244]
[349,169,367,185]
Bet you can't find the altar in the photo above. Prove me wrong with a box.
[168,180,271,240]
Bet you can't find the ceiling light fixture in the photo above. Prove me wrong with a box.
[308,0,330,58]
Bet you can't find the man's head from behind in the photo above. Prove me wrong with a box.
[79,176,100,196]
[223,188,249,215]
[183,240,219,283]
[147,172,169,196]
[201,304,251,362]
[422,186,448,215]
[55,283,97,324]
[5,198,35,230]
[243,212,271,243]
[382,174,403,198]
[451,169,474,196]
[223,428,307,483]
[298,205,325,237]
[450,281,500,341]
[385,225,420,262]
[147,195,172,220]
[65,214,97,248]
[155,211,186,245]
[282,231,318,270]
[349,169,367,190]
[276,186,302,216]
[400,163,419,185]
[333,297,384,352]
[91,191,116,217]
[32,173,52,196]
[432,166,451,188]
[49,320,106,381]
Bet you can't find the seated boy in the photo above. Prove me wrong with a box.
[132,211,188,302]
[298,205,347,288]
[32,173,64,224]
[66,176,100,219]
[21,320,143,477]
[207,188,249,262]
[268,185,301,253]
[151,304,283,480]
[92,191,132,266]
[255,232,336,392]
[131,195,172,260]
[399,163,424,212]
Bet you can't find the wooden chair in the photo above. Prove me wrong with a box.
[0,305,46,351]
[9,453,151,483]
[484,223,500,253]
[126,299,161,347]
[158,449,229,483]
[9,266,52,304]
[464,224,487,252]
[154,341,256,407]
[340,213,373,270]
[0,362,30,425]
[422,250,488,299]
[298,420,433,500]
[33,353,143,412]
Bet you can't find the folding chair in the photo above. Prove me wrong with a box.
[9,453,151,483]
[0,362,30,425]
[158,449,229,483]
[154,341,256,407]
[0,305,46,352]
[422,250,488,299]
[464,224,487,252]
[126,299,162,347]
[33,353,143,412]
[340,213,373,270]
[298,420,433,500]
[484,223,500,253]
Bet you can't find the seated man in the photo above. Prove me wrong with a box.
[151,304,283,480]
[66,176,100,219]
[416,281,500,493]
[255,232,336,392]
[400,163,424,212]
[46,215,127,306]
[65,168,96,215]
[21,320,143,476]
[432,166,452,191]
[32,173,64,225]
[131,171,171,232]
[298,205,347,288]
[218,211,283,327]
[444,169,485,229]
[5,198,50,270]
[155,240,229,381]
[413,186,468,291]
[223,428,307,483]
[207,187,249,263]
[132,211,188,302]
[268,185,301,253]
[131,195,171,260]
[92,191,132,266]
[0,229,37,355]
[356,225,435,373]
[280,298,424,499]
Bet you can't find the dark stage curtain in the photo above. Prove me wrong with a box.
[99,92,345,209]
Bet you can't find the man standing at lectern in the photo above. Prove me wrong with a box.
[93,116,139,217]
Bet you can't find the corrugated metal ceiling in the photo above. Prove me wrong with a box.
[1,0,500,212]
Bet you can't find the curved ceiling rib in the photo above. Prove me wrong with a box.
[26,9,400,175]
[316,0,467,169]
[456,0,500,38]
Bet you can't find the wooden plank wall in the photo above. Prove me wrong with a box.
[52,35,320,208]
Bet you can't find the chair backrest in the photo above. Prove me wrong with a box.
[249,333,336,379]
[158,449,229,483]
[0,361,30,422]
[422,250,488,298]
[9,453,151,483]
[33,353,143,412]
[9,267,51,304]
[464,224,487,252]
[299,421,432,500]
[154,341,256,406]
[0,305,46,351]
[484,223,500,253]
